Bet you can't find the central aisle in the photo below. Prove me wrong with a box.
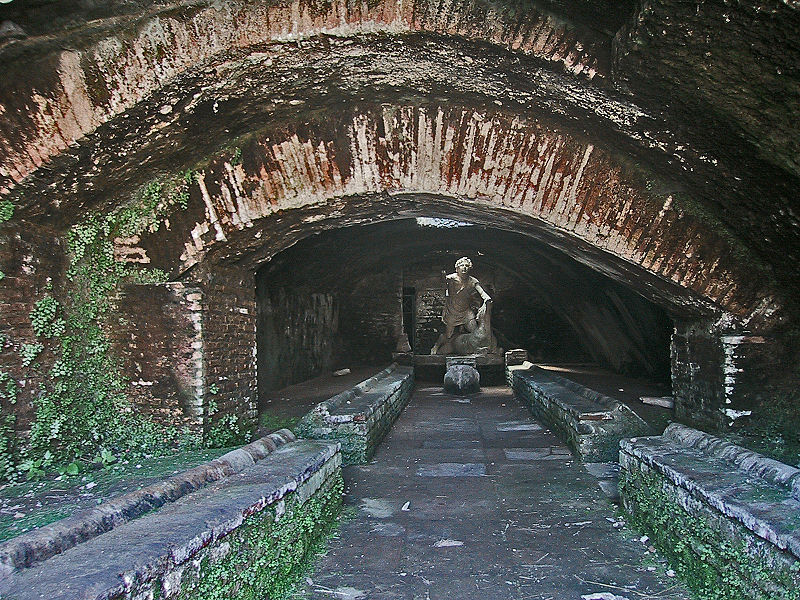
[303,385,689,600]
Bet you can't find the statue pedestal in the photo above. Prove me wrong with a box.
[445,355,479,370]
[412,353,505,385]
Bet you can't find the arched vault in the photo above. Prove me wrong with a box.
[1,0,798,436]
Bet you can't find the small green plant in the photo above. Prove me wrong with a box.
[94,448,117,468]
[0,199,13,223]
[58,461,81,476]
[205,399,248,448]
[29,296,65,338]
[18,451,52,481]
[0,371,18,404]
[20,343,43,367]
[230,147,242,166]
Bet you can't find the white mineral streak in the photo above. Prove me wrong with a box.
[168,105,748,316]
[195,171,227,242]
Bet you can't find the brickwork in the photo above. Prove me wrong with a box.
[0,0,608,197]
[339,271,402,365]
[107,283,204,430]
[0,222,66,433]
[672,318,791,432]
[256,284,338,400]
[108,104,779,329]
[200,268,257,428]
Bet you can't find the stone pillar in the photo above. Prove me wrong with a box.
[671,318,784,431]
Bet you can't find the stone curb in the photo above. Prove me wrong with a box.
[620,430,800,558]
[524,363,645,422]
[662,422,800,500]
[311,363,401,423]
[0,429,297,580]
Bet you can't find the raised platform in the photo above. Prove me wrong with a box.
[413,353,505,385]
[508,361,650,461]
[0,439,342,600]
[295,363,414,464]
[620,423,800,599]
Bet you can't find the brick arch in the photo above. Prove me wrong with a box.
[0,0,608,197]
[124,104,781,327]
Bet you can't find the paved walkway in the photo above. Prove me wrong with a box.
[303,385,690,600]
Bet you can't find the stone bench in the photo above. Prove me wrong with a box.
[507,362,649,461]
[0,439,342,600]
[620,423,800,599]
[295,363,414,464]
[0,430,298,578]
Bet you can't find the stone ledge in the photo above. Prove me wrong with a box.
[662,423,800,500]
[508,362,649,461]
[621,423,800,558]
[0,440,342,600]
[295,363,414,463]
[0,429,296,579]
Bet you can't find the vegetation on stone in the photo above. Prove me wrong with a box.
[0,174,208,482]
[173,474,343,600]
[621,467,800,600]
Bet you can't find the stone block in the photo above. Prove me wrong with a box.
[295,363,414,464]
[444,364,480,395]
[620,423,800,599]
[0,440,342,600]
[507,362,649,461]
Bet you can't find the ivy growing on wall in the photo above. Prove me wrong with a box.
[12,174,203,478]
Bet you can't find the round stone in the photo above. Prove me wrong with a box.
[444,364,480,395]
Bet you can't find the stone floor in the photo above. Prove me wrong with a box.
[300,385,690,600]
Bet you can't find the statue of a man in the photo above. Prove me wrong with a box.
[430,257,492,355]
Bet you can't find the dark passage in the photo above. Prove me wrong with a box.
[300,385,688,599]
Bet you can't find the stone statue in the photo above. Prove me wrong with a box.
[430,257,499,356]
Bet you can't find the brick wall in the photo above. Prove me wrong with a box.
[671,319,726,430]
[256,285,338,403]
[0,222,66,434]
[201,268,257,428]
[671,319,788,431]
[107,283,204,430]
[338,271,402,365]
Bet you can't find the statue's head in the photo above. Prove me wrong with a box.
[455,257,472,273]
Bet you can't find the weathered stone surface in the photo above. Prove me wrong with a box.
[508,362,650,461]
[108,282,205,430]
[295,363,414,463]
[256,281,338,398]
[0,429,297,576]
[0,0,798,477]
[0,439,341,600]
[444,362,481,395]
[620,423,800,599]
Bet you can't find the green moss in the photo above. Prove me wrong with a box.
[620,467,800,600]
[0,446,230,543]
[175,472,344,600]
[259,412,301,433]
